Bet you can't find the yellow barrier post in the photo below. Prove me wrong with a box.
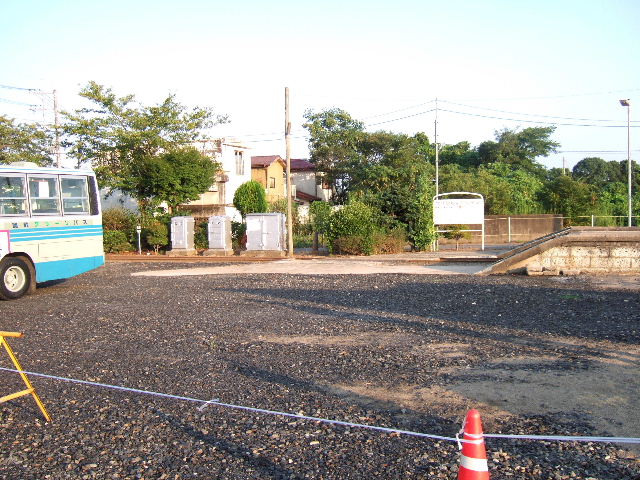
[0,331,51,422]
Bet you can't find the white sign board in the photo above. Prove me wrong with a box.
[433,197,484,225]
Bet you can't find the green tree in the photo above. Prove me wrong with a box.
[572,157,622,189]
[542,175,596,222]
[233,180,267,218]
[479,127,559,174]
[63,81,227,200]
[131,147,218,213]
[0,116,54,165]
[303,108,365,204]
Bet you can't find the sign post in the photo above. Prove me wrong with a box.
[433,192,485,250]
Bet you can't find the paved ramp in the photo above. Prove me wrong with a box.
[132,258,488,277]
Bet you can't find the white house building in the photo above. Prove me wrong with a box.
[181,137,251,220]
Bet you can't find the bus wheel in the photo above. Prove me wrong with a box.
[0,257,32,300]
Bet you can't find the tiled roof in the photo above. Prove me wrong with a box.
[290,158,315,171]
[251,155,284,167]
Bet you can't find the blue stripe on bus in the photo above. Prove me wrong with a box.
[10,226,103,242]
[35,255,105,283]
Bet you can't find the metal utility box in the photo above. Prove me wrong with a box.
[204,216,233,256]
[169,216,196,255]
[245,213,286,252]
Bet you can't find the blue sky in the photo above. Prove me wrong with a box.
[1,0,638,169]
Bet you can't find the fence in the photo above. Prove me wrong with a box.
[439,214,639,245]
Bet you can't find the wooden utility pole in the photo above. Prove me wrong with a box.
[285,87,294,257]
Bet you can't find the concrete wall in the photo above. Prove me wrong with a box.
[439,214,563,245]
[483,227,640,275]
[527,244,640,275]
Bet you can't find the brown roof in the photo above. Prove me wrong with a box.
[290,158,315,171]
[296,190,321,202]
[251,155,284,168]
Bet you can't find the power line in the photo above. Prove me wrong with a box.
[0,83,41,92]
[438,108,639,128]
[447,87,640,102]
[366,108,436,127]
[0,97,38,107]
[439,100,639,124]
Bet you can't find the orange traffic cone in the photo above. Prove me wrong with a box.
[458,409,490,479]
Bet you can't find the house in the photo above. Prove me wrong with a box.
[181,138,251,220]
[290,158,331,205]
[251,155,289,202]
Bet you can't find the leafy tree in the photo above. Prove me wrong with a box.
[309,201,332,235]
[63,81,227,202]
[0,116,54,165]
[541,175,596,222]
[438,141,480,169]
[130,147,218,213]
[233,180,267,218]
[572,157,622,189]
[349,131,435,248]
[303,108,365,204]
[479,127,559,175]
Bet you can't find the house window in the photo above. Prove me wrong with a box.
[269,177,276,189]
[235,150,244,175]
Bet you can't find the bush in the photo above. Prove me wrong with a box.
[372,228,407,254]
[327,201,376,255]
[103,230,133,253]
[146,221,169,254]
[194,220,208,249]
[442,225,472,250]
[233,181,268,218]
[231,221,247,251]
[102,207,137,232]
[331,235,372,255]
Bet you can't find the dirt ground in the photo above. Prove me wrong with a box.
[134,261,640,454]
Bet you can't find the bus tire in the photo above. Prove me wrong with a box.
[0,257,32,300]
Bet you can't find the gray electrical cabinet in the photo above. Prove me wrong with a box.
[168,216,197,256]
[204,216,233,256]
[244,213,286,256]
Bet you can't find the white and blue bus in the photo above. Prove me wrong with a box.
[0,162,104,300]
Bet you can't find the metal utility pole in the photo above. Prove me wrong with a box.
[285,87,294,256]
[620,99,632,226]
[434,98,439,197]
[53,90,62,168]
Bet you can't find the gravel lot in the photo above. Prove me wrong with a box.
[1,261,639,479]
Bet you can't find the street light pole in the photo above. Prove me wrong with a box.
[619,99,632,226]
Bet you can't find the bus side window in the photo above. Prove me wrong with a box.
[61,176,90,214]
[0,175,28,216]
[29,176,61,215]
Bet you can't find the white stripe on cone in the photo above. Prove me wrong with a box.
[460,454,489,472]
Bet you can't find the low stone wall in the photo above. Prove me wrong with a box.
[526,243,640,276]
[481,227,640,275]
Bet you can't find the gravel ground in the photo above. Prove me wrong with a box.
[1,261,639,479]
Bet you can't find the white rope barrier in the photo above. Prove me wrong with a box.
[2,367,639,445]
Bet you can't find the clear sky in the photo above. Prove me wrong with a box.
[1,0,638,170]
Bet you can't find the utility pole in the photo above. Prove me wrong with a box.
[53,90,62,168]
[434,98,439,197]
[620,99,632,226]
[285,87,294,257]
